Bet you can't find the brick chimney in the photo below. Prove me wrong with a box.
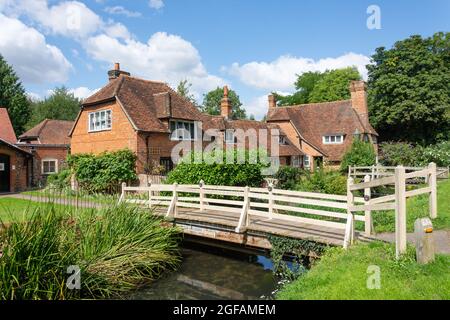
[349,80,369,125]
[108,62,130,81]
[221,86,232,119]
[268,94,277,109]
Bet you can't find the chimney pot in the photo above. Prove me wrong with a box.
[108,62,130,81]
[221,86,232,119]
[114,62,120,71]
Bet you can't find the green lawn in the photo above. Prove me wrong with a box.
[373,179,450,233]
[277,242,450,300]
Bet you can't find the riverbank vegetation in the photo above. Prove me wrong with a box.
[277,242,449,300]
[0,202,181,299]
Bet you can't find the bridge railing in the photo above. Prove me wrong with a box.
[119,181,366,248]
[347,162,438,259]
[348,164,449,181]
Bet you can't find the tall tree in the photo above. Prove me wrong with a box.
[0,54,30,135]
[176,79,197,106]
[202,87,247,119]
[367,32,450,145]
[27,87,81,129]
[275,68,361,106]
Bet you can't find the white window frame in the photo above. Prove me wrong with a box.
[225,130,235,144]
[169,120,197,141]
[42,159,58,175]
[292,156,300,167]
[323,135,344,145]
[88,110,112,132]
[303,155,311,168]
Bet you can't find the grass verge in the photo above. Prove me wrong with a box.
[277,242,449,300]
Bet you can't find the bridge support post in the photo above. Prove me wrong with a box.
[235,186,250,233]
[428,162,437,219]
[166,183,178,220]
[199,180,205,212]
[395,166,407,259]
[364,175,372,236]
[148,182,152,209]
[344,177,355,249]
[268,183,274,216]
[119,182,126,203]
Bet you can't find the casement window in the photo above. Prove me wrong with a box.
[323,135,344,144]
[292,156,301,167]
[42,159,58,174]
[303,155,311,168]
[225,130,235,144]
[278,136,287,145]
[160,157,174,173]
[89,110,112,132]
[170,120,197,141]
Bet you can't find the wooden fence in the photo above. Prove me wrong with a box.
[349,164,448,180]
[347,162,438,259]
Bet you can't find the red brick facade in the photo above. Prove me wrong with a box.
[0,142,32,192]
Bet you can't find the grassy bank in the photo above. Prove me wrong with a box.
[0,203,181,299]
[277,242,449,300]
[374,179,450,233]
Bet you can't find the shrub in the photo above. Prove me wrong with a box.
[380,141,450,167]
[46,169,71,190]
[340,140,376,172]
[68,149,137,194]
[418,141,450,167]
[274,166,305,190]
[296,169,347,195]
[166,149,268,187]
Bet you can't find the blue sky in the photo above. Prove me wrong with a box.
[0,0,449,119]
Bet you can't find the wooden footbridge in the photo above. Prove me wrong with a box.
[119,163,438,258]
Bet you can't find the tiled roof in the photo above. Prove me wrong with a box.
[19,119,73,145]
[267,100,378,161]
[0,138,32,156]
[81,75,204,133]
[0,108,17,143]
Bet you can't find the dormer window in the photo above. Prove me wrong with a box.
[278,136,287,145]
[89,110,112,132]
[170,120,197,141]
[323,135,344,144]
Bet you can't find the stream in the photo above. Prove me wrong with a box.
[131,240,282,300]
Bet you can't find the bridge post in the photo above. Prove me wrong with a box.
[199,180,205,212]
[395,166,407,259]
[344,177,355,249]
[119,182,126,203]
[428,162,437,219]
[235,186,250,233]
[268,183,274,215]
[364,175,372,236]
[148,182,152,209]
[166,183,178,219]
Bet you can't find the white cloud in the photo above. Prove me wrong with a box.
[84,32,225,97]
[243,91,291,120]
[225,53,371,91]
[0,14,73,83]
[149,0,164,10]
[104,21,132,40]
[69,86,100,99]
[104,6,141,18]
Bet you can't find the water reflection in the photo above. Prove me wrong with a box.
[131,242,278,300]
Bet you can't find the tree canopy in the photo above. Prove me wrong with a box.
[367,32,450,145]
[176,79,197,106]
[275,67,361,106]
[0,54,30,135]
[201,87,247,119]
[27,87,81,129]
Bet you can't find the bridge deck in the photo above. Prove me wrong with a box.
[152,207,369,247]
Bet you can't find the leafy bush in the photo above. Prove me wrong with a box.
[380,141,450,167]
[340,140,376,172]
[46,169,71,190]
[68,149,137,194]
[166,149,268,187]
[296,169,347,195]
[274,166,305,190]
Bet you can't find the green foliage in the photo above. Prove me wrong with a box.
[380,141,450,167]
[275,67,361,106]
[176,79,197,106]
[296,169,347,195]
[68,149,137,193]
[367,32,450,144]
[27,87,81,129]
[277,242,450,300]
[340,140,376,172]
[46,169,71,190]
[201,87,247,119]
[166,149,268,187]
[0,54,31,135]
[0,203,181,299]
[274,166,304,190]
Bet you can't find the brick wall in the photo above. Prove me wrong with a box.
[0,145,29,192]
